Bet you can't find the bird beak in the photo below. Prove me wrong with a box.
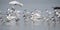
[19,3,23,7]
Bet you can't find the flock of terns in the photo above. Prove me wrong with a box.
[0,1,60,26]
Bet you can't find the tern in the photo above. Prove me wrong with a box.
[9,1,23,7]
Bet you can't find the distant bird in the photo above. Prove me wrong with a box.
[9,1,23,7]
[7,16,16,20]
[56,12,60,17]
[31,12,41,22]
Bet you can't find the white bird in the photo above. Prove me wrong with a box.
[31,13,42,22]
[14,10,20,14]
[54,10,57,12]
[7,16,16,20]
[9,1,23,7]
[56,12,59,15]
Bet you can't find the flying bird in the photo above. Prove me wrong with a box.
[9,1,23,7]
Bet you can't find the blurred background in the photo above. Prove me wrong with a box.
[0,0,60,30]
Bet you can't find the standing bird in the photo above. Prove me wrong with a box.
[9,1,23,7]
[23,10,31,25]
[30,9,42,25]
